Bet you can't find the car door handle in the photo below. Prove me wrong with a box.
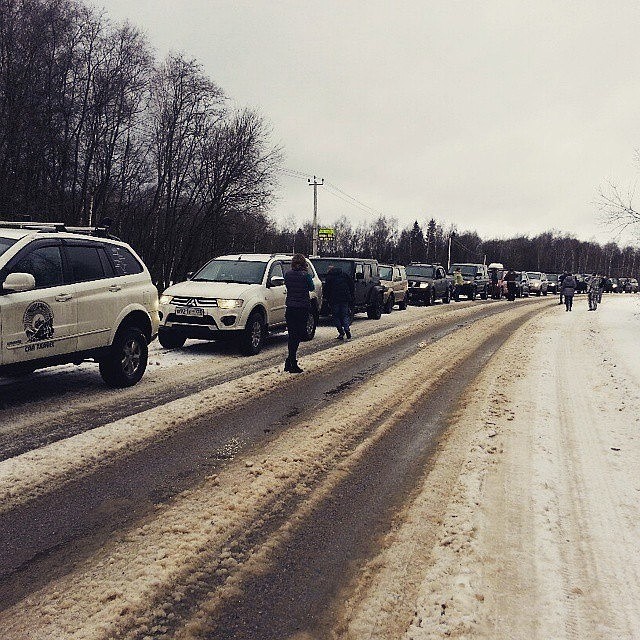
[55,293,73,302]
[108,285,122,292]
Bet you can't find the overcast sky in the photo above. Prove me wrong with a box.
[89,0,640,243]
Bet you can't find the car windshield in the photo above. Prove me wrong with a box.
[547,274,558,282]
[450,265,477,277]
[527,272,542,279]
[406,265,435,278]
[310,259,354,277]
[192,259,267,284]
[0,236,17,258]
[379,266,393,280]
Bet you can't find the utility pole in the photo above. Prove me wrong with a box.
[308,175,324,255]
[447,231,456,271]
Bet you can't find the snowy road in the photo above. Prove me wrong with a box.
[0,294,637,639]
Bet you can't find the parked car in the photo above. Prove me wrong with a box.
[604,277,619,293]
[159,254,322,355]
[0,221,159,386]
[515,271,530,297]
[546,273,559,295]
[527,271,548,296]
[622,277,639,293]
[574,273,587,294]
[378,264,408,312]
[310,257,385,320]
[447,263,489,300]
[406,263,452,305]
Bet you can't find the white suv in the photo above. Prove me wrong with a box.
[0,222,159,387]
[158,254,322,355]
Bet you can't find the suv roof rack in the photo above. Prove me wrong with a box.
[0,220,118,239]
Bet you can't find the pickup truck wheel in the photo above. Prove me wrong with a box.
[158,329,187,349]
[469,288,476,301]
[240,311,265,355]
[304,311,317,341]
[384,295,394,314]
[480,287,488,300]
[99,327,148,388]
[367,298,382,320]
[398,297,407,310]
[443,288,451,304]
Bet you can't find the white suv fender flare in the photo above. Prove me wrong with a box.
[109,303,155,344]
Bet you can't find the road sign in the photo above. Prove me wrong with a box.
[318,227,335,239]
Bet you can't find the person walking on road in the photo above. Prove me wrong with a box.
[283,253,315,373]
[587,273,600,311]
[558,271,568,305]
[324,265,355,340]
[561,272,576,311]
[505,268,517,301]
[453,267,464,302]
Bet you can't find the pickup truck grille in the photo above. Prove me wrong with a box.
[170,296,218,307]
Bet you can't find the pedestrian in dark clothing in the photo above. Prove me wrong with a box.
[561,273,576,311]
[559,271,568,305]
[284,254,315,373]
[324,265,355,339]
[505,269,517,301]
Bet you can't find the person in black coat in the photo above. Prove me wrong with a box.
[324,265,355,339]
[283,253,315,373]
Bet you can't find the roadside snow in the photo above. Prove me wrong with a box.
[381,295,640,640]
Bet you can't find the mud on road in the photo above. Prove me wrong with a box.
[0,298,554,639]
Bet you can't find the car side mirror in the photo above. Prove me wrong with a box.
[2,272,36,293]
[355,272,364,280]
[269,276,285,287]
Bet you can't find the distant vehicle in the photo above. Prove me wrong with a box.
[605,277,619,293]
[310,257,385,319]
[447,263,489,300]
[515,271,530,297]
[574,274,587,294]
[159,254,322,355]
[406,263,452,305]
[622,277,639,293]
[546,273,559,295]
[527,271,548,296]
[378,264,408,312]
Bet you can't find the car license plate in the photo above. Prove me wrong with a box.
[176,307,204,317]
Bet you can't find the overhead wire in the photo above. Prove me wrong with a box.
[278,167,387,218]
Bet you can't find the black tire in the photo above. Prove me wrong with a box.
[99,327,148,388]
[384,295,394,314]
[536,291,541,296]
[443,287,451,304]
[367,296,382,319]
[398,296,407,310]
[304,311,317,341]
[240,311,265,355]
[543,290,548,296]
[158,329,187,349]
[469,287,476,301]
[480,287,488,300]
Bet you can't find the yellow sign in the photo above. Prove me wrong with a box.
[318,227,335,239]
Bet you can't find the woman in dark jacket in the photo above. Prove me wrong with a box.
[283,253,315,373]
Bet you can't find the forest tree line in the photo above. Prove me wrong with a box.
[1,0,638,286]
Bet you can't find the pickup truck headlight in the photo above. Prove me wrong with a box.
[159,294,172,304]
[419,282,429,288]
[217,298,243,309]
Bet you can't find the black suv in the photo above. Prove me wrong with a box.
[310,257,385,319]
[447,263,489,300]
[406,263,452,305]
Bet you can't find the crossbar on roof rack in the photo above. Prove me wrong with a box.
[0,221,66,231]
